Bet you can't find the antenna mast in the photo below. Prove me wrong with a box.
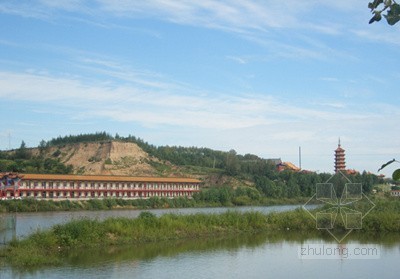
[299,146,302,170]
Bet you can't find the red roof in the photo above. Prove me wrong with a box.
[20,173,201,183]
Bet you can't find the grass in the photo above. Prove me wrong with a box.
[0,197,198,213]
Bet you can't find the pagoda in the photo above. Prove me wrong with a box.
[334,138,346,173]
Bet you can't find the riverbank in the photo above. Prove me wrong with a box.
[2,197,400,267]
[0,209,312,267]
[0,196,310,213]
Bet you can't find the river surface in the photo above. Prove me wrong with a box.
[1,205,399,279]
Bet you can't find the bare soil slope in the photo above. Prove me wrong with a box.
[33,141,161,176]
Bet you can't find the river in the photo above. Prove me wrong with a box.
[1,205,399,278]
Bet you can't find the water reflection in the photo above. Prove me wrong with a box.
[3,231,400,278]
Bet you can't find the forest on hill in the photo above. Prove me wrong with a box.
[0,132,385,200]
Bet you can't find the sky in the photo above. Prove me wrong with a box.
[1,0,400,177]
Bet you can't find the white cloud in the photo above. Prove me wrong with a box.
[351,29,400,45]
[38,0,86,11]
[226,55,248,64]
[95,0,363,32]
[0,69,388,130]
[0,0,377,65]
[320,77,339,82]
[97,0,284,30]
[0,2,56,21]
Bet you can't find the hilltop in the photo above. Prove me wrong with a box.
[31,141,163,177]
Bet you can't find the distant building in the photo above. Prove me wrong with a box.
[277,161,300,172]
[390,190,400,197]
[334,138,346,173]
[345,169,359,175]
[0,173,201,200]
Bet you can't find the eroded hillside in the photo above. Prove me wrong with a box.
[32,141,163,176]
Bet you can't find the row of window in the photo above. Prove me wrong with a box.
[20,180,199,190]
[3,190,193,199]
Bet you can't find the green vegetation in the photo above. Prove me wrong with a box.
[46,132,113,146]
[3,197,400,267]
[194,186,261,206]
[369,0,400,25]
[0,156,73,174]
[0,132,111,173]
[0,141,73,174]
[377,159,400,181]
[0,197,198,213]
[193,185,309,206]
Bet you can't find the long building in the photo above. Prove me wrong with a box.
[0,173,201,200]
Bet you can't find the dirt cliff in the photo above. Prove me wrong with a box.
[32,141,162,176]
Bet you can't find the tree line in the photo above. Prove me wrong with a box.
[0,140,73,174]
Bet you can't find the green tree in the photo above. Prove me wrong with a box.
[296,173,313,196]
[226,149,240,176]
[15,140,30,160]
[287,177,301,198]
[255,176,280,198]
[38,140,47,154]
[378,159,400,181]
[361,171,374,193]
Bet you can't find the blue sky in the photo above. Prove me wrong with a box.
[1,0,400,176]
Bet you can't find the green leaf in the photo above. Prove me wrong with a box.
[384,3,400,25]
[378,158,396,172]
[368,0,383,10]
[370,12,382,24]
[393,169,400,181]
